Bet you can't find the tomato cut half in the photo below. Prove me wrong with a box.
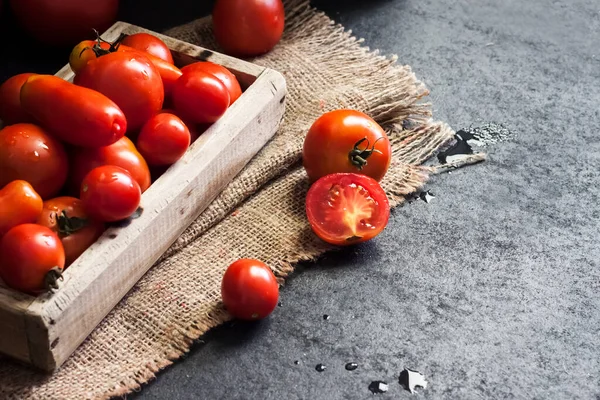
[305,173,390,246]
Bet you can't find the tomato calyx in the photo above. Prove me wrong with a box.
[88,30,126,58]
[55,210,89,237]
[348,137,384,170]
[43,267,64,291]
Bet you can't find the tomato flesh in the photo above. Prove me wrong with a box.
[306,173,390,245]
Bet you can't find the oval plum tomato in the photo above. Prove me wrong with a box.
[305,173,390,246]
[0,180,43,236]
[303,110,392,182]
[0,123,68,199]
[212,0,285,57]
[69,136,151,194]
[37,197,105,267]
[74,51,164,132]
[80,166,141,222]
[9,0,119,47]
[181,62,242,104]
[0,224,65,294]
[137,113,191,166]
[20,75,127,147]
[0,73,37,125]
[172,70,230,124]
[221,259,279,321]
[121,33,174,64]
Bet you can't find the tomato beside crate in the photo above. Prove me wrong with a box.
[0,21,287,371]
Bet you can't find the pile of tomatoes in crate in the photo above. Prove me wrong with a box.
[0,32,242,295]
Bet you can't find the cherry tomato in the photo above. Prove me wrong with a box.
[0,123,68,199]
[69,136,151,194]
[20,75,127,148]
[303,110,392,182]
[212,0,285,57]
[121,33,174,64]
[181,62,242,104]
[305,173,390,246]
[37,197,105,267]
[0,224,65,294]
[221,259,279,320]
[0,73,37,125]
[0,180,43,236]
[69,40,111,75]
[80,166,141,222]
[137,113,190,166]
[9,0,119,47]
[172,70,230,124]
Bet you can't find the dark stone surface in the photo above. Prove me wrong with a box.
[2,0,599,398]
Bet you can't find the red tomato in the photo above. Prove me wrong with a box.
[181,62,242,104]
[69,40,111,75]
[172,70,230,124]
[0,123,68,199]
[9,0,119,47]
[80,166,141,222]
[0,224,65,294]
[37,197,105,267]
[212,0,285,57]
[305,173,390,246]
[20,75,127,147]
[0,73,37,125]
[137,113,190,166]
[69,136,151,194]
[221,259,279,320]
[0,180,43,236]
[74,51,164,132]
[121,33,174,64]
[303,110,392,182]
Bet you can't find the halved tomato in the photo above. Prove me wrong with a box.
[305,173,390,246]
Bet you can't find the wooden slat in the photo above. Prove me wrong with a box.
[0,288,36,364]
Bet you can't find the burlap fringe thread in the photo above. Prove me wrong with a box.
[0,1,484,399]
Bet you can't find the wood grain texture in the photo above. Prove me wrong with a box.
[0,21,286,371]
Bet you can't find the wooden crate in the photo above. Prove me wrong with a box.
[0,22,286,372]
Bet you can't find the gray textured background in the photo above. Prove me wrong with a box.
[1,0,598,398]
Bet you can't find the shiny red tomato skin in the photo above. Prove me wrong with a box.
[212,0,285,57]
[75,51,164,132]
[137,113,191,166]
[303,110,392,182]
[80,166,141,222]
[181,62,242,104]
[9,0,119,47]
[121,33,174,64]
[0,73,37,125]
[0,180,43,236]
[221,259,279,321]
[0,123,68,199]
[0,224,65,294]
[305,173,390,246]
[172,71,230,124]
[69,136,151,194]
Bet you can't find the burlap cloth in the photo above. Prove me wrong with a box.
[0,1,476,398]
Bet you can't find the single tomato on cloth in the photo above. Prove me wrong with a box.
[121,33,174,64]
[303,110,391,182]
[0,180,43,236]
[0,73,37,125]
[172,70,230,124]
[37,197,105,267]
[181,62,242,104]
[0,123,68,199]
[137,113,191,166]
[221,259,279,321]
[306,173,390,246]
[0,224,65,294]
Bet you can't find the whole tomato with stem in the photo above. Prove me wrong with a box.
[0,73,37,125]
[0,224,65,294]
[37,197,105,267]
[302,110,392,182]
[69,136,151,194]
[0,123,68,199]
[212,0,285,57]
[69,40,111,75]
[74,51,164,132]
[172,70,230,124]
[0,180,43,236]
[121,33,174,64]
[80,166,141,222]
[181,62,242,104]
[305,173,390,246]
[136,113,191,166]
[221,259,279,320]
